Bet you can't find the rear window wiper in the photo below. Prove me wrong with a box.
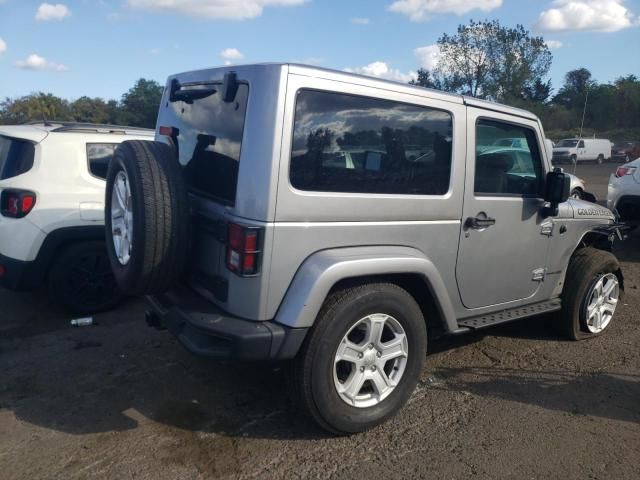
[169,72,239,104]
[169,79,217,104]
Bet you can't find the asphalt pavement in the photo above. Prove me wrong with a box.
[1,161,638,479]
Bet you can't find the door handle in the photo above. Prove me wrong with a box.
[465,213,496,230]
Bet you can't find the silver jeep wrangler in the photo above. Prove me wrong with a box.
[104,64,624,434]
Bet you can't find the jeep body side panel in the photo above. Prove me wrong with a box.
[274,246,458,331]
[265,71,467,323]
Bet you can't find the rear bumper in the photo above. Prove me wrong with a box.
[0,252,37,290]
[146,289,308,361]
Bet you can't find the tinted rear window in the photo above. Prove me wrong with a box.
[159,83,249,205]
[87,143,117,179]
[0,136,35,180]
[290,89,453,195]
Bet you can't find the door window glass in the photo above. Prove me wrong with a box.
[475,119,544,196]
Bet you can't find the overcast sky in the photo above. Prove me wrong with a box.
[0,0,639,100]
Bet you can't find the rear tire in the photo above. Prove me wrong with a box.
[596,154,604,165]
[570,154,577,165]
[293,282,427,435]
[105,140,189,295]
[560,248,622,340]
[48,241,124,315]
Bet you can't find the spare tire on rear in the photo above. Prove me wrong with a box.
[105,140,189,295]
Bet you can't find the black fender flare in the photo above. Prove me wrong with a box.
[23,225,106,289]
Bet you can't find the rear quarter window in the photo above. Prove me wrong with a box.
[0,135,35,180]
[290,89,453,196]
[87,143,117,179]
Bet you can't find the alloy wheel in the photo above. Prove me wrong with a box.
[333,313,409,408]
[584,273,619,333]
[111,170,133,265]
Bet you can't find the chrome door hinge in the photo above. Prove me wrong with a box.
[532,268,546,281]
[540,221,554,236]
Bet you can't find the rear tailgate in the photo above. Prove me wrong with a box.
[155,72,250,307]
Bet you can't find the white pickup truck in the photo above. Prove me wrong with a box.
[552,138,612,164]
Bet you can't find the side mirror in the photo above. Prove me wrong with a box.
[543,169,571,216]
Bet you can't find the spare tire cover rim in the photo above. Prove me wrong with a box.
[111,170,133,266]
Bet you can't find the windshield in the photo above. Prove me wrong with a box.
[0,135,35,180]
[157,82,249,205]
[556,139,579,148]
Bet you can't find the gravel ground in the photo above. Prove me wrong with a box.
[1,162,638,479]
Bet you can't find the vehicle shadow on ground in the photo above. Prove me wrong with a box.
[0,287,139,340]
[3,314,634,443]
[1,316,330,440]
[2,232,638,442]
[431,366,640,425]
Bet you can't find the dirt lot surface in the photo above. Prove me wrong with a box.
[1,162,638,479]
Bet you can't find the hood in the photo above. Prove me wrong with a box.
[569,199,615,221]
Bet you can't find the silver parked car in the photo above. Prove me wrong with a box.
[568,173,588,199]
[103,64,625,434]
[608,158,640,221]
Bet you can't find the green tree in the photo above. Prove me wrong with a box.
[427,20,552,102]
[409,69,442,90]
[611,75,640,128]
[521,78,552,103]
[119,78,164,128]
[552,68,596,108]
[70,96,111,124]
[0,93,72,124]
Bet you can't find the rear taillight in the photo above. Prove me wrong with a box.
[0,189,36,218]
[226,223,262,276]
[615,166,637,178]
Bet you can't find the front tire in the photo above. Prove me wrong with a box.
[293,283,427,435]
[570,188,583,200]
[570,154,577,165]
[48,241,124,315]
[560,248,622,340]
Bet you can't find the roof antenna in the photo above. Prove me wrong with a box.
[40,106,52,127]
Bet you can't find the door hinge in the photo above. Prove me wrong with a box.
[540,221,554,236]
[532,268,546,281]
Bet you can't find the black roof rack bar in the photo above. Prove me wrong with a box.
[24,121,153,134]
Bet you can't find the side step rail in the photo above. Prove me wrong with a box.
[457,299,562,330]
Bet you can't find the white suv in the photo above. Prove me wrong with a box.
[0,122,153,313]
